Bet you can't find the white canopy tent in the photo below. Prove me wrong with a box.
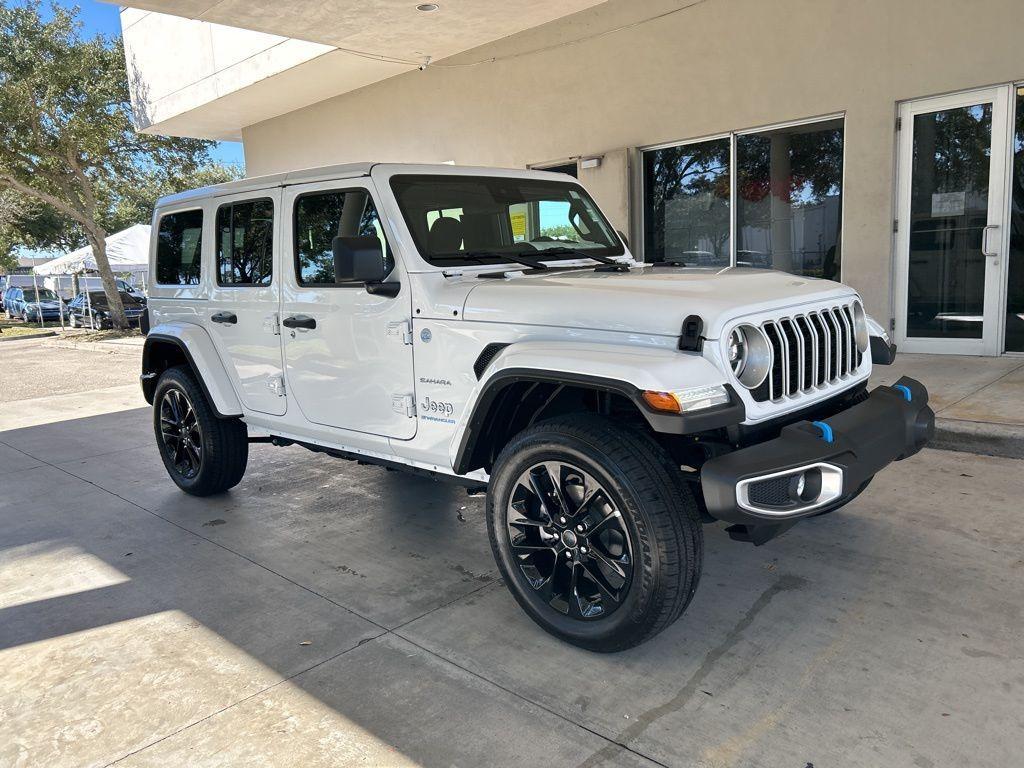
[33,224,151,277]
[29,224,151,332]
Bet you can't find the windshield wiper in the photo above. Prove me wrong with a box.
[431,251,549,271]
[652,257,688,267]
[529,246,630,271]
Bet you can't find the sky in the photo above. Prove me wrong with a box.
[42,0,245,168]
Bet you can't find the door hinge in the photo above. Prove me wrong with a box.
[895,116,902,132]
[893,218,899,233]
[392,393,416,418]
[264,313,281,336]
[889,317,896,332]
[386,320,413,345]
[267,375,286,397]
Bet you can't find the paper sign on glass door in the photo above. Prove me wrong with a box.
[931,191,966,217]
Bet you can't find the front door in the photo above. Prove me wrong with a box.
[895,87,1013,355]
[206,190,287,416]
[280,180,416,439]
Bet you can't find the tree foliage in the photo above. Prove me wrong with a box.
[0,1,237,325]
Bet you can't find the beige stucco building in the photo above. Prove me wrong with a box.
[113,0,1024,357]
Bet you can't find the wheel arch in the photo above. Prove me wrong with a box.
[142,326,242,418]
[451,341,744,475]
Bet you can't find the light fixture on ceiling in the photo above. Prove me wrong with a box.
[416,3,439,11]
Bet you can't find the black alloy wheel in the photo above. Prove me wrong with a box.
[506,461,633,620]
[159,387,203,479]
[487,415,704,652]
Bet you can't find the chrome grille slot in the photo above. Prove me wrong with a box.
[749,301,864,403]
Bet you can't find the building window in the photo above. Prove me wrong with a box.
[216,198,274,286]
[643,137,730,267]
[294,189,390,286]
[156,209,203,285]
[642,116,845,278]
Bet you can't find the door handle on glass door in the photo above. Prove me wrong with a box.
[211,312,237,324]
[282,315,316,330]
[982,225,999,257]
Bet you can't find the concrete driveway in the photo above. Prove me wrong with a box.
[1,339,1022,767]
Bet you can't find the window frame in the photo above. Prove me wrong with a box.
[214,196,276,288]
[637,113,847,280]
[292,186,392,288]
[154,206,206,287]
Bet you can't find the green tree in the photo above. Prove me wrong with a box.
[0,2,230,328]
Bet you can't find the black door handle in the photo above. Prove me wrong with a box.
[211,312,237,325]
[282,315,316,330]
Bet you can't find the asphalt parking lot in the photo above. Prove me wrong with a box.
[1,337,1022,767]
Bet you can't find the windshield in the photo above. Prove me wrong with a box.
[87,291,140,306]
[22,288,59,301]
[390,175,624,267]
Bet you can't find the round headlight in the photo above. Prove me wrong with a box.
[727,328,747,376]
[725,324,772,390]
[852,300,869,353]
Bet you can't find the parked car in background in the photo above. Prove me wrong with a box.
[0,275,42,314]
[4,286,68,322]
[68,290,147,329]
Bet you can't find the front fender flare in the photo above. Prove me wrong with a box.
[451,341,743,474]
[142,324,243,418]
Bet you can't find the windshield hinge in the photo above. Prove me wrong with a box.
[392,393,416,417]
[387,320,413,345]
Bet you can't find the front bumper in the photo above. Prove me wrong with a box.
[701,376,933,535]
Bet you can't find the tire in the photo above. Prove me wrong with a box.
[68,313,77,328]
[487,414,703,652]
[153,365,248,496]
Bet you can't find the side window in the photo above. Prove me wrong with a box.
[156,209,204,285]
[294,189,391,286]
[216,198,274,286]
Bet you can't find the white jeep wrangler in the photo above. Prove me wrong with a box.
[142,163,934,651]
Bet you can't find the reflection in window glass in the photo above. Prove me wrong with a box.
[294,190,390,285]
[736,119,844,278]
[216,199,274,286]
[156,209,203,285]
[643,138,730,266]
[1007,88,1024,351]
[906,105,991,339]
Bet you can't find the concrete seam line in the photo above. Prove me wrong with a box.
[102,637,386,766]
[933,360,1024,415]
[391,631,670,768]
[3,440,393,634]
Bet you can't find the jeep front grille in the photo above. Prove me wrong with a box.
[750,303,864,403]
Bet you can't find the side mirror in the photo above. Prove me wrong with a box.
[332,236,388,283]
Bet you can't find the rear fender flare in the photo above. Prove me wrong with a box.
[142,324,242,418]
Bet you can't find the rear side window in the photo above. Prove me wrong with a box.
[216,198,274,286]
[156,209,204,285]
[293,189,391,286]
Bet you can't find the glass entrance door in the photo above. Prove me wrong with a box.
[895,87,1012,355]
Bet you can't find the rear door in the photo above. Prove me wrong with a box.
[280,179,416,439]
[205,189,287,416]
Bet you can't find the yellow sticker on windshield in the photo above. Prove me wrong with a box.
[510,211,527,241]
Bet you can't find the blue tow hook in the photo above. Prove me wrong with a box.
[893,384,912,402]
[811,420,834,444]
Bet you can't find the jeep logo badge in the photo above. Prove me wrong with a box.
[420,328,432,343]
